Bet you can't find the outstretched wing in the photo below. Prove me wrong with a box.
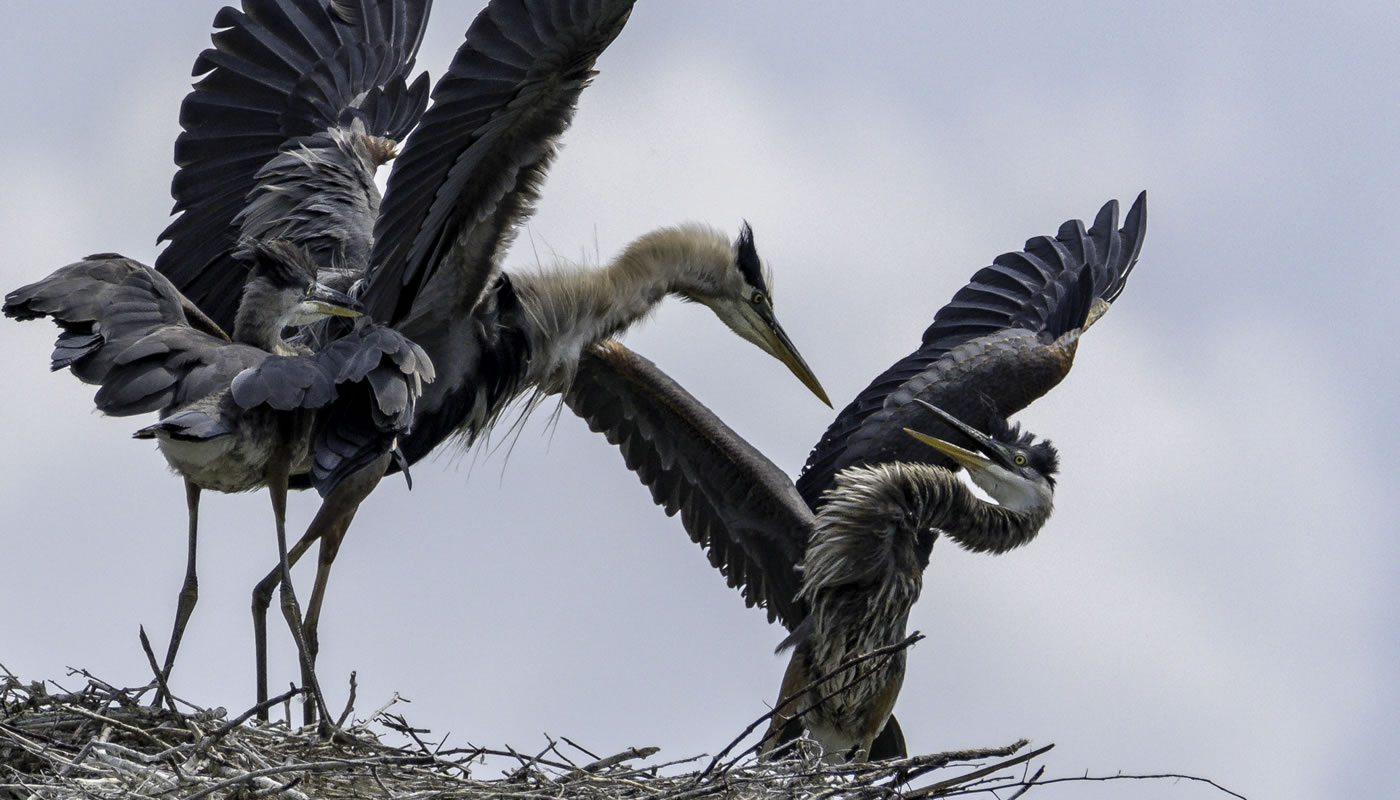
[566,340,813,629]
[5,255,274,417]
[364,0,635,326]
[4,254,231,386]
[796,192,1147,507]
[156,0,432,330]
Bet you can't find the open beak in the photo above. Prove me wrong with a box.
[902,398,1012,473]
[753,304,831,407]
[302,282,364,319]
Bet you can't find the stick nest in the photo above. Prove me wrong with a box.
[0,669,1056,800]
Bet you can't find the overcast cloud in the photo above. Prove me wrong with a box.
[2,3,1396,798]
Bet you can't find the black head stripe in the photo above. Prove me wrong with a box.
[735,221,767,293]
[1029,440,1060,481]
[235,239,317,289]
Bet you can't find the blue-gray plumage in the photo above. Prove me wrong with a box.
[149,0,830,724]
[156,0,432,329]
[766,405,1058,763]
[4,241,430,716]
[795,193,1145,508]
[565,196,1144,760]
[567,342,1059,762]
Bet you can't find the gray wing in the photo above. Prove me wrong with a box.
[231,318,434,493]
[795,193,1147,507]
[156,0,432,331]
[97,327,266,417]
[566,340,813,629]
[5,255,265,417]
[231,318,433,416]
[4,253,361,420]
[364,0,635,325]
[4,254,230,387]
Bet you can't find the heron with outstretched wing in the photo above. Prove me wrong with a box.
[5,239,430,721]
[566,194,1145,760]
[29,0,828,724]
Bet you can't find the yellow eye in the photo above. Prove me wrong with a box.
[1014,454,1027,466]
[752,291,766,305]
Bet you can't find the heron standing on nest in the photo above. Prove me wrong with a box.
[4,239,431,720]
[765,401,1057,761]
[129,0,828,722]
[566,194,1145,760]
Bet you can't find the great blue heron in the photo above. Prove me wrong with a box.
[565,195,1146,759]
[3,240,431,718]
[124,0,827,719]
[763,402,1057,762]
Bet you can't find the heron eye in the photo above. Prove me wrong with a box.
[752,291,766,306]
[1014,454,1027,466]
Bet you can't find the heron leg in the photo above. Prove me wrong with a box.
[251,520,324,719]
[761,649,813,761]
[297,452,390,727]
[152,480,200,707]
[265,455,333,732]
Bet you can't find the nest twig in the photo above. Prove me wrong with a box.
[0,663,1246,799]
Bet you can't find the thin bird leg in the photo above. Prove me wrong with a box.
[251,515,325,718]
[298,452,390,727]
[264,452,334,731]
[152,480,201,707]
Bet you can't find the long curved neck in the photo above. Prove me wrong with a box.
[932,466,1052,554]
[511,225,730,392]
[803,462,1052,596]
[231,280,299,355]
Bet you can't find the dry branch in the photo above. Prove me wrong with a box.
[0,667,1246,800]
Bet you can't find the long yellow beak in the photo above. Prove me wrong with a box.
[903,427,995,472]
[744,297,830,406]
[763,314,830,407]
[303,282,364,318]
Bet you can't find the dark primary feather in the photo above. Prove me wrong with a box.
[364,0,636,325]
[566,340,812,628]
[795,192,1146,507]
[156,0,431,330]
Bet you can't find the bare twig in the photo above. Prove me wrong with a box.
[204,686,304,746]
[182,753,434,800]
[559,746,661,782]
[336,670,359,729]
[702,632,925,778]
[1,665,1244,800]
[966,771,1250,799]
[1004,764,1045,799]
[903,743,1054,798]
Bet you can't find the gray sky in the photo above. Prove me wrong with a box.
[3,3,1396,797]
